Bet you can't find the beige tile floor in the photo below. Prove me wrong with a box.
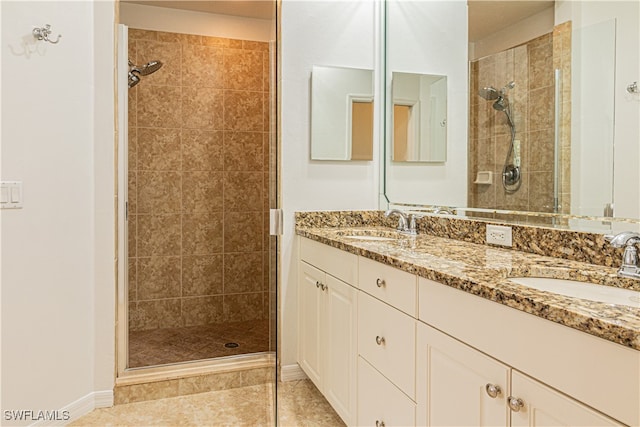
[70,379,344,427]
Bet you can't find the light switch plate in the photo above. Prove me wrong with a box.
[1,181,23,209]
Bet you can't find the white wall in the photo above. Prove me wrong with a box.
[280,0,380,368]
[556,1,640,220]
[120,2,273,41]
[385,0,468,207]
[470,6,554,60]
[0,0,115,423]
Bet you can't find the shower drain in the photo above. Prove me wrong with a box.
[224,342,239,348]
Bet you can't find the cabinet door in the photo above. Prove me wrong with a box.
[417,323,510,427]
[510,372,623,427]
[324,275,357,425]
[358,356,416,427]
[298,261,324,389]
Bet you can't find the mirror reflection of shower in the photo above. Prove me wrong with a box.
[478,81,521,192]
[128,59,163,88]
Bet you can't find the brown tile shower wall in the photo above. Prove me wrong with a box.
[469,28,569,214]
[127,29,270,331]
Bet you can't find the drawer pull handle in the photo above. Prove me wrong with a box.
[485,383,502,398]
[375,335,385,345]
[376,278,386,288]
[376,421,385,427]
[508,396,525,412]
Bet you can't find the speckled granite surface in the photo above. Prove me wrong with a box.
[295,213,640,350]
[295,210,624,267]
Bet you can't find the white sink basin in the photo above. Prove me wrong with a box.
[508,277,640,308]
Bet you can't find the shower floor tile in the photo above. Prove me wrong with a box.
[129,319,270,368]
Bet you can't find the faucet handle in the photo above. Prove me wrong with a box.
[606,232,640,279]
[407,214,424,235]
[622,244,638,268]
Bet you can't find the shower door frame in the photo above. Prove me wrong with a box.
[115,23,129,377]
[115,23,279,381]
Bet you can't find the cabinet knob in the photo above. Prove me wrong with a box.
[376,421,385,427]
[320,283,327,291]
[375,335,385,345]
[376,278,386,288]
[485,383,502,398]
[508,396,525,412]
[315,281,320,288]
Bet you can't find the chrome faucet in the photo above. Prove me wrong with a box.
[605,231,640,279]
[385,209,417,235]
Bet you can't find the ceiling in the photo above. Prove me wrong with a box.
[123,1,553,39]
[468,0,554,42]
[122,0,275,20]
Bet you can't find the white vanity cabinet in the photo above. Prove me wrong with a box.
[418,277,635,426]
[298,238,358,425]
[417,323,622,426]
[297,236,639,427]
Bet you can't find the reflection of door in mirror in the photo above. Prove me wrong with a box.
[393,104,412,161]
[351,100,374,160]
[311,65,374,161]
[392,72,447,162]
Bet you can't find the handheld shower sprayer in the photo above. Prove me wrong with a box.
[478,81,521,192]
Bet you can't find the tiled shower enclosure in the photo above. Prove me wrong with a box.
[126,28,272,368]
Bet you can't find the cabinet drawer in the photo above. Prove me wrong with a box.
[358,356,416,427]
[300,237,357,285]
[358,291,416,399]
[359,256,417,316]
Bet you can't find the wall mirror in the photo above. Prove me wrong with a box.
[311,65,374,161]
[383,0,640,231]
[392,72,447,162]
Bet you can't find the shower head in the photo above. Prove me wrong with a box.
[478,86,500,100]
[128,59,164,76]
[492,96,509,111]
[138,60,163,76]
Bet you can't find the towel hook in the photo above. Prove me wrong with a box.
[33,24,61,44]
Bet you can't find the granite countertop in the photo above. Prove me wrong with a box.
[296,226,640,351]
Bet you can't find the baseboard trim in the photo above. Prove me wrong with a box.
[29,390,113,427]
[280,363,307,382]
